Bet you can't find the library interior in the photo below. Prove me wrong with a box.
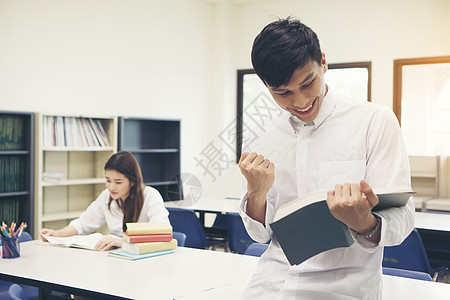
[1,0,450,299]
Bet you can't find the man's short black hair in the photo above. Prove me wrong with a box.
[251,17,322,87]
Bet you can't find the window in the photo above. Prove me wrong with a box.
[393,56,450,155]
[325,62,371,102]
[236,62,372,161]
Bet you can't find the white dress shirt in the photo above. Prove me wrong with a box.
[240,89,415,299]
[70,186,169,237]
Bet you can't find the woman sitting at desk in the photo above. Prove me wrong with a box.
[40,151,170,250]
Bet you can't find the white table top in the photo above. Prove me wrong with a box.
[179,274,450,300]
[1,241,258,299]
[4,241,450,299]
[165,197,241,214]
[414,211,450,232]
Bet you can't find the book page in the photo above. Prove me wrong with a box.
[273,186,415,222]
[43,233,104,250]
[274,190,328,222]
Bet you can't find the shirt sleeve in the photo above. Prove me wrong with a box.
[142,187,170,223]
[239,193,276,243]
[354,108,415,251]
[69,189,108,235]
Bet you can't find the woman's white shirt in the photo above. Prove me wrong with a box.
[70,186,169,237]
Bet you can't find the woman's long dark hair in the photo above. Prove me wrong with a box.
[105,151,145,231]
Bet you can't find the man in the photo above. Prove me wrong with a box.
[238,18,414,299]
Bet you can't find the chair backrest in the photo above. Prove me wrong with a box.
[383,228,434,276]
[8,284,23,300]
[172,231,187,247]
[19,231,32,243]
[382,267,432,281]
[244,242,269,257]
[227,212,256,254]
[167,207,209,249]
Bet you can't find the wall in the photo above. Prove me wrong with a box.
[0,0,227,198]
[218,0,450,198]
[1,0,450,199]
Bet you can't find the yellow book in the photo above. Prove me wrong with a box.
[125,222,172,235]
[121,239,178,255]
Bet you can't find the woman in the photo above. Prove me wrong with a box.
[40,151,170,250]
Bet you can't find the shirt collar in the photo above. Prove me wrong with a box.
[288,86,337,134]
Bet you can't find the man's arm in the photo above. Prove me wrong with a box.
[238,152,275,225]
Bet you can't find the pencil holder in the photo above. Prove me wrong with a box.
[1,236,20,259]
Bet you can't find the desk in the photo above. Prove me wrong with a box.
[415,211,450,232]
[3,242,450,299]
[414,211,450,269]
[178,274,450,300]
[165,198,240,213]
[0,241,258,299]
[165,198,240,226]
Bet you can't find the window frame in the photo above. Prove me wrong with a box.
[393,56,450,124]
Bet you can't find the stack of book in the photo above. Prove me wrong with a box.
[108,222,177,260]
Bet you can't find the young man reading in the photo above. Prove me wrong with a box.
[238,18,414,299]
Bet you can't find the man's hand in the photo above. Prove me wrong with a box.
[327,180,380,242]
[238,152,275,224]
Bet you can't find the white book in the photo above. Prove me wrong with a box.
[70,117,79,147]
[83,118,98,146]
[43,233,106,251]
[95,119,110,146]
[56,116,64,147]
[88,118,105,146]
[76,118,88,147]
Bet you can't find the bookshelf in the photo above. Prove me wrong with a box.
[118,117,182,201]
[409,155,441,211]
[35,113,117,237]
[0,111,34,237]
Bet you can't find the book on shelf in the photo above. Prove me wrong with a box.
[122,239,178,255]
[0,115,25,151]
[122,232,173,243]
[125,222,173,235]
[95,119,110,146]
[42,232,107,251]
[108,249,175,260]
[42,116,110,148]
[269,186,415,266]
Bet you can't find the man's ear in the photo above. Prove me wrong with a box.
[321,52,328,73]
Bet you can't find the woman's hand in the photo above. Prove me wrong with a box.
[40,228,57,242]
[95,236,122,251]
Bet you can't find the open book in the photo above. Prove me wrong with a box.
[269,186,415,266]
[43,233,105,251]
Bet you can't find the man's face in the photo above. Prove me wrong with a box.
[266,54,328,123]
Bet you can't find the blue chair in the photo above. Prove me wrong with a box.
[382,267,432,281]
[172,231,186,247]
[167,207,210,249]
[383,228,435,277]
[244,242,269,257]
[227,212,256,254]
[208,198,239,234]
[7,284,22,300]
